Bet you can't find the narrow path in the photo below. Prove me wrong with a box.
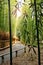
[0,46,43,65]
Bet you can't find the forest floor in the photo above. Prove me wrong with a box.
[0,46,43,65]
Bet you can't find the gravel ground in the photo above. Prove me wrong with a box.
[0,46,43,65]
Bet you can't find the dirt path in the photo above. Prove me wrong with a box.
[0,47,43,65]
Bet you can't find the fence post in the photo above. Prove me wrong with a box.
[2,56,4,63]
[16,51,18,57]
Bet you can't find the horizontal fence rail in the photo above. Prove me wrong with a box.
[0,44,25,63]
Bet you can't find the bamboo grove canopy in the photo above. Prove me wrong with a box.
[0,0,43,65]
[0,0,43,46]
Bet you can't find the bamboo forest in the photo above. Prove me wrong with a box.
[0,0,43,65]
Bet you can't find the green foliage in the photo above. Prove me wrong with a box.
[0,0,9,32]
[16,0,43,46]
[0,0,43,47]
